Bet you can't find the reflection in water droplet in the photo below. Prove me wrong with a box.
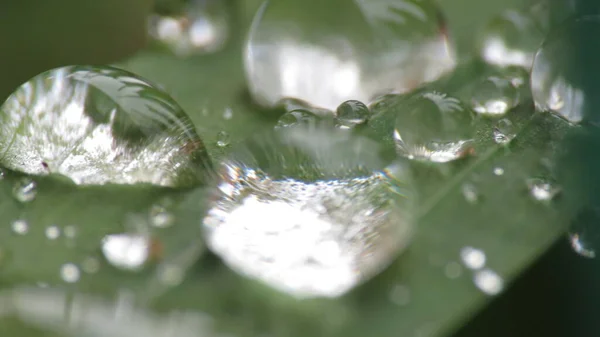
[203,127,413,298]
[444,261,462,279]
[335,100,370,128]
[60,263,81,283]
[244,0,456,110]
[45,226,61,240]
[216,131,231,147]
[102,234,150,271]
[12,178,37,203]
[0,66,212,187]
[526,178,560,202]
[389,284,411,306]
[11,219,29,235]
[568,207,600,259]
[461,183,479,204]
[493,167,504,176]
[473,269,504,295]
[148,0,230,56]
[479,9,543,69]
[472,77,519,116]
[370,91,475,162]
[459,246,486,270]
[493,119,516,145]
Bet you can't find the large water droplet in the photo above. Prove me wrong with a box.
[531,16,600,124]
[148,0,230,56]
[472,77,519,116]
[244,0,456,110]
[493,119,516,145]
[12,177,37,203]
[101,234,151,271]
[335,100,370,128]
[479,9,544,69]
[369,91,475,162]
[203,127,414,298]
[0,66,212,187]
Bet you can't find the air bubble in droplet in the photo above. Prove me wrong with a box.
[45,226,61,240]
[461,183,479,204]
[493,119,516,145]
[472,77,519,116]
[101,234,150,271]
[473,269,504,295]
[335,100,370,128]
[526,178,560,202]
[60,263,81,283]
[216,131,231,147]
[12,178,37,203]
[459,246,486,270]
[11,219,29,235]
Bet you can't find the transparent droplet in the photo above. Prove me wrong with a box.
[461,183,479,204]
[335,100,370,128]
[389,284,411,306]
[493,119,516,145]
[148,0,230,56]
[493,167,505,176]
[473,269,504,295]
[45,226,61,240]
[275,109,334,129]
[501,66,529,89]
[216,131,231,147]
[60,263,81,283]
[0,66,212,187]
[101,234,151,271]
[11,219,29,235]
[472,77,519,116]
[244,0,456,110]
[531,16,600,124]
[444,261,462,279]
[526,178,560,202]
[459,246,486,270]
[12,178,37,203]
[568,207,600,259]
[479,9,544,69]
[149,204,175,229]
[369,91,475,163]
[203,127,414,298]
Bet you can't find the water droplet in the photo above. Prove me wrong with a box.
[501,66,529,89]
[148,0,230,56]
[216,131,231,147]
[63,225,77,239]
[157,264,185,286]
[203,127,414,298]
[223,107,233,120]
[45,226,61,240]
[530,16,600,124]
[369,91,475,162]
[12,178,37,203]
[493,119,516,145]
[60,263,81,283]
[461,183,479,204]
[149,204,175,228]
[444,261,462,279]
[568,207,600,259]
[389,284,411,306]
[335,100,370,128]
[526,178,560,202]
[472,77,519,116]
[275,109,334,129]
[82,257,101,274]
[479,9,544,68]
[0,168,5,180]
[11,219,29,235]
[493,167,504,176]
[459,246,486,270]
[473,269,504,295]
[244,0,456,110]
[0,66,212,187]
[102,234,151,271]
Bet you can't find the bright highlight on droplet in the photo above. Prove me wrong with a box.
[459,246,486,270]
[45,226,61,240]
[101,234,150,271]
[60,263,81,283]
[473,269,504,295]
[12,178,37,203]
[11,219,29,235]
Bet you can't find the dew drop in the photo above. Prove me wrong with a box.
[203,127,414,298]
[472,77,519,116]
[149,204,175,229]
[473,269,504,295]
[60,263,81,283]
[45,226,61,240]
[216,131,231,147]
[459,246,486,270]
[63,225,77,239]
[101,234,150,271]
[335,100,370,128]
[461,183,479,204]
[389,284,411,306]
[526,178,560,202]
[223,107,233,120]
[493,167,504,176]
[12,178,37,203]
[244,0,456,110]
[275,109,334,129]
[11,219,29,235]
[444,261,462,279]
[157,264,185,286]
[493,119,516,145]
[568,207,600,259]
[0,66,212,187]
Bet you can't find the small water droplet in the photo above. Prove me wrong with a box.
[102,234,150,271]
[63,225,77,239]
[216,131,231,148]
[150,205,175,229]
[568,207,600,259]
[60,263,81,283]
[0,168,5,180]
[389,284,411,306]
[459,246,486,270]
[461,183,479,204]
[501,66,529,89]
[223,107,233,120]
[11,219,29,235]
[472,77,519,116]
[526,178,560,202]
[444,261,463,279]
[82,256,101,274]
[493,119,516,145]
[157,264,185,286]
[45,226,61,240]
[275,109,333,129]
[493,167,504,176]
[473,269,504,295]
[335,100,369,128]
[13,178,37,203]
